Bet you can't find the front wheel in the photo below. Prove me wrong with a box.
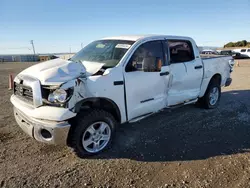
[200,82,221,109]
[69,110,117,158]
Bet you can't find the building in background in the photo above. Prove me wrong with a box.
[20,55,39,62]
[0,53,75,62]
[0,54,39,62]
[54,53,75,60]
[39,55,58,62]
[39,53,75,61]
[0,55,13,62]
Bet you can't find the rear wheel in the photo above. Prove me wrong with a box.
[69,110,116,158]
[200,81,221,109]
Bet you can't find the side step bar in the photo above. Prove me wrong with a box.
[129,112,153,123]
[168,98,198,109]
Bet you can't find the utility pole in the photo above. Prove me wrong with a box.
[30,40,36,55]
[30,40,36,61]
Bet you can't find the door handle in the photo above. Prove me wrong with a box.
[194,65,203,69]
[160,71,169,76]
[113,81,124,85]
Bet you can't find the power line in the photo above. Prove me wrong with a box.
[0,47,31,50]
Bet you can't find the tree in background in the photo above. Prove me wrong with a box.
[224,42,235,47]
[224,40,249,48]
[242,40,247,46]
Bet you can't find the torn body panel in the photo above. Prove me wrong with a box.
[19,58,105,85]
[59,66,126,123]
[60,76,94,111]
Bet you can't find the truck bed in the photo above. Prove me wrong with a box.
[201,54,231,59]
[201,55,232,87]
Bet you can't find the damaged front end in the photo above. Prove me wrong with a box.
[11,39,133,147]
[11,62,104,145]
[40,73,94,112]
[32,57,109,113]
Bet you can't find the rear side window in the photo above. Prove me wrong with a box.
[166,40,195,63]
[247,49,250,52]
[241,49,246,52]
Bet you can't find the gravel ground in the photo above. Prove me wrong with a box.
[0,60,250,188]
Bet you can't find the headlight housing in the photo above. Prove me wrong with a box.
[48,89,68,103]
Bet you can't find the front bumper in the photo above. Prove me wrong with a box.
[10,95,76,121]
[225,78,232,87]
[14,107,71,145]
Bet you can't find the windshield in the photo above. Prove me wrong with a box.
[71,40,134,68]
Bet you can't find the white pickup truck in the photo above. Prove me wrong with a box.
[11,35,234,157]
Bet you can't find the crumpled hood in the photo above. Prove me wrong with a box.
[19,58,104,85]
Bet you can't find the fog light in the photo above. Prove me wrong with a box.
[40,129,52,139]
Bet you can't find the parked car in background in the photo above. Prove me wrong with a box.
[239,49,250,58]
[201,50,218,55]
[220,50,241,59]
[232,48,250,58]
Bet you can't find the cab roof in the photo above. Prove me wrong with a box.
[102,34,192,42]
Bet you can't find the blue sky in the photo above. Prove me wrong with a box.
[0,0,250,54]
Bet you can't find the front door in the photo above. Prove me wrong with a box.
[123,40,170,120]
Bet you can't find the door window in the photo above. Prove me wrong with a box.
[125,41,164,72]
[240,49,246,52]
[166,40,195,63]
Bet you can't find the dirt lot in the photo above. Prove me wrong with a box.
[0,60,250,188]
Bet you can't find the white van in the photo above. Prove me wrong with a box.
[233,48,250,58]
[240,49,250,58]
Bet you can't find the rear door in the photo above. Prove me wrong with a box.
[123,40,170,120]
[163,39,203,106]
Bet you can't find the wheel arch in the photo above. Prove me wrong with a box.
[74,97,121,123]
[199,73,222,98]
[210,73,222,86]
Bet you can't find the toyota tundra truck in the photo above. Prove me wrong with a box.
[11,35,234,157]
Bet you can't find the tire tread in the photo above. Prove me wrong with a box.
[69,109,116,158]
[199,80,221,109]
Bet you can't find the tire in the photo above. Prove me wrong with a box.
[200,81,221,109]
[69,109,117,158]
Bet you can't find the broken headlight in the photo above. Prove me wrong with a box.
[48,89,68,103]
[42,86,74,107]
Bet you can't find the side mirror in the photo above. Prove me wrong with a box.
[142,57,162,72]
